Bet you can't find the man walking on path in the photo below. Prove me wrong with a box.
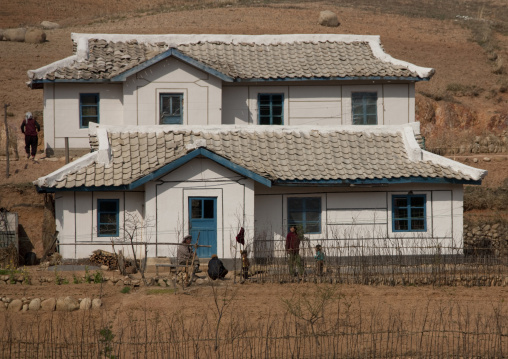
[21,112,40,160]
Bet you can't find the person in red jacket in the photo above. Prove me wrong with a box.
[20,112,40,160]
[286,225,303,276]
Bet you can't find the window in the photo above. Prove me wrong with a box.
[392,195,426,232]
[160,93,183,124]
[258,93,283,125]
[80,93,99,128]
[97,199,119,237]
[288,197,321,234]
[352,92,377,125]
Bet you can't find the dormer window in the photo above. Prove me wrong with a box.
[352,92,377,125]
[160,93,183,124]
[258,93,283,125]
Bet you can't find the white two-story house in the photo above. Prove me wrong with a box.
[29,34,486,261]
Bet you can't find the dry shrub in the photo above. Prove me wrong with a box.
[487,111,508,131]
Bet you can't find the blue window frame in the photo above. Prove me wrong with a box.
[80,93,99,128]
[392,195,426,232]
[160,93,183,124]
[97,199,119,237]
[288,197,321,234]
[352,92,377,125]
[258,93,283,125]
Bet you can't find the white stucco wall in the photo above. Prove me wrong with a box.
[55,191,144,259]
[44,83,123,152]
[222,83,414,126]
[254,183,463,258]
[144,158,255,260]
[124,57,222,127]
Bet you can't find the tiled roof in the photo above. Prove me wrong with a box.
[28,34,434,82]
[35,125,485,190]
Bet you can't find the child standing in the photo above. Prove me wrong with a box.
[314,244,325,276]
[241,250,250,280]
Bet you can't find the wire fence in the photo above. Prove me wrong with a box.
[241,237,508,287]
[1,295,507,359]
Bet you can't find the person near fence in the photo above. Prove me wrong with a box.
[241,249,250,280]
[314,244,325,276]
[286,225,304,276]
[20,112,40,160]
[207,254,228,280]
[177,234,200,273]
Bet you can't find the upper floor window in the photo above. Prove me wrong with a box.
[97,199,119,237]
[258,93,283,125]
[160,93,183,124]
[392,194,426,232]
[80,93,99,128]
[288,197,321,234]
[352,92,377,125]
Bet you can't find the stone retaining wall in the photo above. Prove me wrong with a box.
[464,222,508,257]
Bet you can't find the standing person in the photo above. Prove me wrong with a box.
[241,250,250,280]
[20,112,40,160]
[314,244,325,276]
[207,254,228,280]
[286,225,303,276]
[177,234,200,273]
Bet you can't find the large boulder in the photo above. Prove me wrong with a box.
[8,299,23,312]
[56,297,80,312]
[41,298,56,311]
[318,10,340,27]
[4,28,27,42]
[80,298,92,310]
[29,298,41,311]
[41,21,60,30]
[25,29,46,44]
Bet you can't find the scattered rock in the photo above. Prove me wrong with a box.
[483,157,491,162]
[3,28,27,42]
[318,10,340,27]
[22,304,29,312]
[25,29,46,44]
[41,21,60,30]
[41,298,56,311]
[80,298,92,310]
[8,299,23,312]
[56,296,80,312]
[29,298,41,311]
[100,265,109,271]
[473,158,478,163]
[92,298,102,309]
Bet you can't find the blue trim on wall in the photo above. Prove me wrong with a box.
[111,49,234,82]
[97,198,120,237]
[234,76,429,83]
[275,177,482,186]
[392,194,427,232]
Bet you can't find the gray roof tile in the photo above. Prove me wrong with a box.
[30,35,434,82]
[36,127,484,189]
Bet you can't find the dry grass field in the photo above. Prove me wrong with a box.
[1,1,508,357]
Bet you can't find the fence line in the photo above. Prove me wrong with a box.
[1,299,507,358]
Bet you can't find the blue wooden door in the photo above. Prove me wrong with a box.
[189,197,217,258]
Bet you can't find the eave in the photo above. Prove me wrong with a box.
[274,177,482,186]
[36,147,272,193]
